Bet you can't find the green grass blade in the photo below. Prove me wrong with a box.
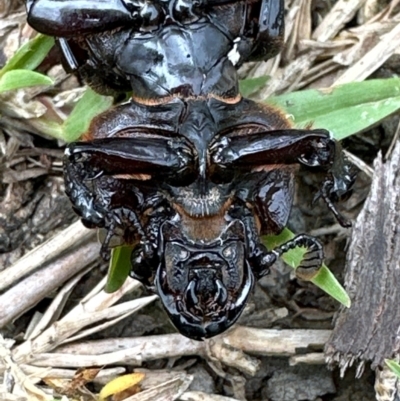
[0,35,54,76]
[0,70,53,93]
[267,78,400,140]
[385,359,400,378]
[105,246,132,293]
[263,228,350,307]
[239,76,270,98]
[62,88,113,142]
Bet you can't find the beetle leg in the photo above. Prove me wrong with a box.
[314,178,352,228]
[130,244,156,288]
[64,146,164,260]
[229,202,277,278]
[64,153,106,227]
[100,206,148,261]
[211,128,334,168]
[252,234,324,281]
[211,129,355,227]
[254,168,296,235]
[130,201,174,288]
[66,135,195,184]
[56,38,79,72]
[26,0,135,37]
[243,0,285,62]
[313,141,357,227]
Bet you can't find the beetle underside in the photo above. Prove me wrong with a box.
[27,0,355,339]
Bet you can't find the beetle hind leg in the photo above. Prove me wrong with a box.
[274,234,324,281]
[252,234,324,282]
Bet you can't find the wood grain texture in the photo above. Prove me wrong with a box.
[326,141,400,375]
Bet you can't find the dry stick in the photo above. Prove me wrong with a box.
[313,0,367,43]
[334,21,400,85]
[0,335,51,401]
[12,294,157,363]
[0,221,94,292]
[180,392,241,401]
[259,48,324,98]
[19,364,126,384]
[55,333,205,360]
[26,265,95,341]
[0,240,100,328]
[344,150,374,178]
[27,328,331,372]
[289,352,326,366]
[125,373,193,401]
[222,326,331,356]
[261,0,366,96]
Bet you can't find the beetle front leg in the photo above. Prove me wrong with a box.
[64,151,106,228]
[211,128,355,227]
[64,153,148,260]
[66,135,195,183]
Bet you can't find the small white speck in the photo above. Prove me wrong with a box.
[228,37,241,66]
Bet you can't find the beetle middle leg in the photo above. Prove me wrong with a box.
[234,167,324,280]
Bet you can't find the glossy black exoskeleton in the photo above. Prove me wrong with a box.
[26,0,355,339]
[63,97,352,339]
[26,0,284,97]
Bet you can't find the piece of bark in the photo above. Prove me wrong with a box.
[325,141,400,375]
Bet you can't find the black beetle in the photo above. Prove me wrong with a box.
[63,97,353,340]
[26,0,355,339]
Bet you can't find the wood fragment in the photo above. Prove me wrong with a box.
[124,372,193,401]
[334,21,400,84]
[0,240,100,328]
[0,221,95,292]
[223,326,331,356]
[0,336,51,401]
[313,0,368,42]
[19,365,126,384]
[12,294,157,363]
[26,266,94,341]
[289,352,326,366]
[180,391,241,401]
[375,362,400,401]
[15,327,331,376]
[326,141,400,375]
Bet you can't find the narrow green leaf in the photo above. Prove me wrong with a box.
[239,76,270,98]
[263,228,351,307]
[28,118,64,140]
[105,246,132,293]
[268,78,400,140]
[63,88,114,142]
[385,359,400,378]
[0,70,53,93]
[0,35,54,76]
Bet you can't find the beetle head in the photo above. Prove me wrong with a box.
[155,220,253,340]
